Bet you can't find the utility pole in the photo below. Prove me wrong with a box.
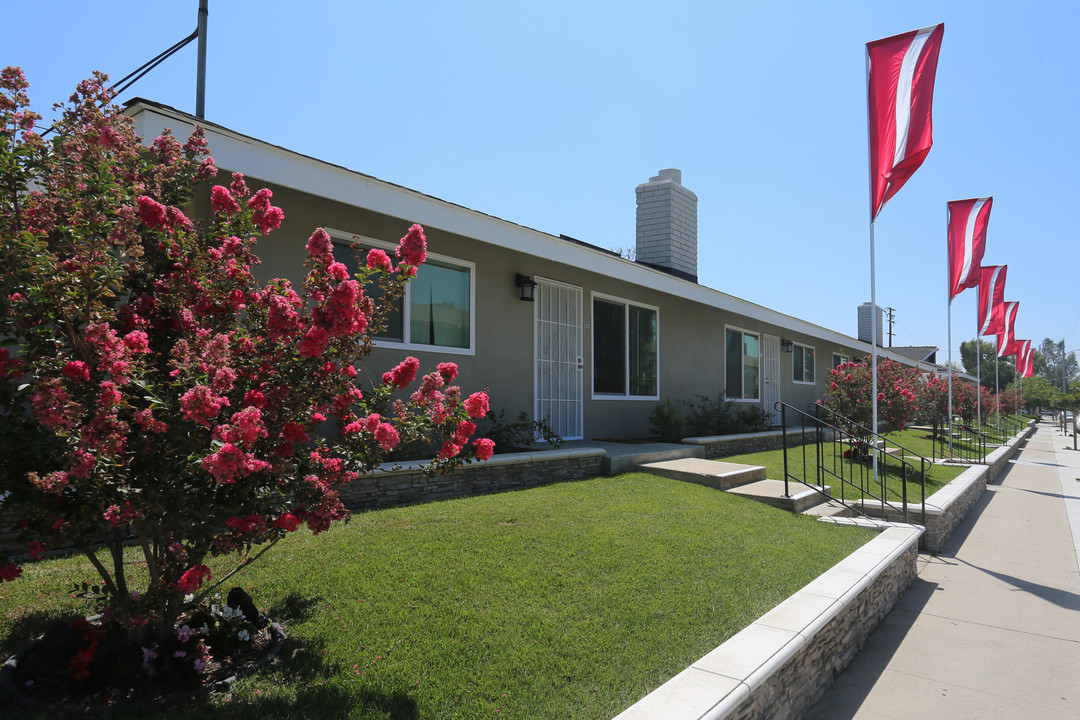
[885,307,895,348]
[196,0,208,119]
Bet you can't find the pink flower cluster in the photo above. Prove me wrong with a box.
[202,442,272,484]
[248,188,284,235]
[176,565,211,593]
[395,224,427,267]
[383,356,420,389]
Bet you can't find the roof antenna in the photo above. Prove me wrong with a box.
[196,0,208,118]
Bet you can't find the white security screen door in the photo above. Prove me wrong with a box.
[762,334,781,425]
[535,278,584,440]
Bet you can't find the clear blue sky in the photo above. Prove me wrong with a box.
[9,1,1080,366]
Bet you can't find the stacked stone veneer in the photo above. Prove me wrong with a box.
[635,169,698,280]
[339,448,605,511]
[852,422,1034,551]
[684,428,822,459]
[615,523,922,720]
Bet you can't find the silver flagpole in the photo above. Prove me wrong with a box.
[870,220,879,487]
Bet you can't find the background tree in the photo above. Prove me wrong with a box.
[959,338,1015,391]
[1034,338,1079,390]
[1020,376,1063,415]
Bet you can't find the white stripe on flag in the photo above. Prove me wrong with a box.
[959,198,988,294]
[980,264,1003,334]
[892,27,934,168]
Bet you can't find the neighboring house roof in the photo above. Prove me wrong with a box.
[124,98,938,372]
[889,346,938,364]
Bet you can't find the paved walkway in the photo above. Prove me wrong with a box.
[804,421,1080,719]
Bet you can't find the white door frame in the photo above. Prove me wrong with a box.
[762,333,782,425]
[534,278,584,440]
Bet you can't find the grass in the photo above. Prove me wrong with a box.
[0,474,875,720]
[720,431,968,504]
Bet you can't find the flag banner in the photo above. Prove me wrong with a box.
[948,198,993,300]
[867,23,945,220]
[977,264,1007,334]
[1015,339,1031,377]
[1021,342,1035,378]
[997,301,1020,357]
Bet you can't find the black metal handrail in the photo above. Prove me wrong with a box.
[778,402,927,525]
[924,417,987,464]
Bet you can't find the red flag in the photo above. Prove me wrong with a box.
[1021,343,1035,378]
[977,264,1006,334]
[867,24,945,220]
[997,301,1019,357]
[1015,340,1032,377]
[947,198,992,300]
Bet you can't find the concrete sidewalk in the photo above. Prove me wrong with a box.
[804,421,1080,719]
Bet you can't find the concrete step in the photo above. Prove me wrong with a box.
[800,498,858,518]
[638,458,766,490]
[602,443,705,475]
[725,479,832,513]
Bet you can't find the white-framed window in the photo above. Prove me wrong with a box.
[328,229,475,355]
[725,326,759,401]
[793,343,815,384]
[832,352,849,369]
[591,293,659,399]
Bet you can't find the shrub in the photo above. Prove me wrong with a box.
[648,399,684,442]
[0,68,494,682]
[477,410,563,450]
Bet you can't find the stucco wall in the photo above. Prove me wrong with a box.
[231,174,890,442]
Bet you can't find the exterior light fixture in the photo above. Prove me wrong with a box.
[515,274,537,302]
[781,339,794,353]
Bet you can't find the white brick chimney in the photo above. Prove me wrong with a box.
[858,302,883,346]
[635,169,698,282]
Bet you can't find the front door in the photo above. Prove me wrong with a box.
[762,334,781,425]
[535,278,584,440]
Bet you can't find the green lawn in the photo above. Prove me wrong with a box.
[0,474,875,720]
[720,432,967,505]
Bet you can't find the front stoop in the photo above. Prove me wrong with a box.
[639,458,765,489]
[604,445,705,475]
[726,479,833,513]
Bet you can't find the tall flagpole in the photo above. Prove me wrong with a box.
[870,222,879,486]
[977,316,982,431]
[946,202,953,456]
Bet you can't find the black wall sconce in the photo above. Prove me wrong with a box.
[515,274,537,302]
[781,339,794,353]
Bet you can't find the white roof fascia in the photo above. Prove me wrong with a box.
[129,103,927,369]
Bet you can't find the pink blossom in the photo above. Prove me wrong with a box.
[366,248,393,272]
[0,562,22,583]
[211,185,240,214]
[306,229,333,260]
[464,391,490,419]
[328,262,350,282]
[474,438,495,460]
[225,514,264,534]
[298,326,330,357]
[439,440,461,459]
[230,172,250,199]
[274,513,302,532]
[180,385,229,427]
[202,443,271,483]
[123,331,150,354]
[395,224,427,267]
[437,362,458,383]
[375,422,400,451]
[27,541,46,560]
[62,360,90,382]
[98,381,122,406]
[134,408,167,433]
[176,565,211,593]
[382,356,420,389]
[244,390,267,408]
[227,406,267,447]
[267,295,301,339]
[136,195,168,229]
[282,422,309,444]
[249,188,284,234]
[454,420,476,445]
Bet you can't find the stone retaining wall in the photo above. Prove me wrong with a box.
[615,523,923,720]
[339,447,606,511]
[852,422,1035,551]
[683,428,821,459]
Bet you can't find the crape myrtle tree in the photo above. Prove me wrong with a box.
[959,338,1014,392]
[821,356,920,431]
[0,68,494,677]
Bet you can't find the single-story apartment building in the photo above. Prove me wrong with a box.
[127,99,939,442]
